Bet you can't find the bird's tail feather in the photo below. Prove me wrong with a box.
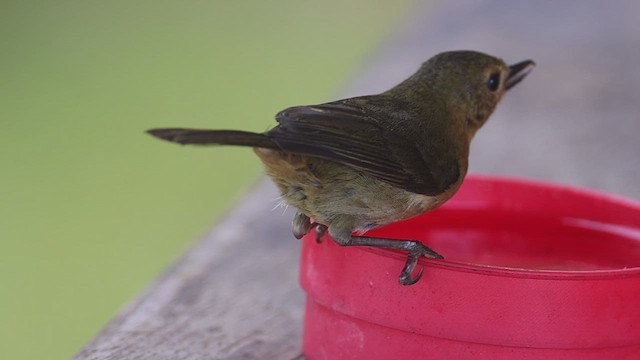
[146,128,278,149]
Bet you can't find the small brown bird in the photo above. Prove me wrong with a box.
[147,50,534,285]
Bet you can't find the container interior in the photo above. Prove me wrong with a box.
[365,199,640,271]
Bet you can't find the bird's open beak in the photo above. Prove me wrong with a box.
[506,60,535,90]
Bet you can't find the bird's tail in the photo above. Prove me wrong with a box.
[146,128,278,149]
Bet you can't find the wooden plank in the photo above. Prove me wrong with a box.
[75,179,305,360]
[75,1,640,359]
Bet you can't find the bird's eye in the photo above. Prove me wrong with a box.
[486,72,501,92]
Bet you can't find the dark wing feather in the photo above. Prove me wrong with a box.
[268,98,459,195]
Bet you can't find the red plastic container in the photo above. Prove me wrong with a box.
[300,175,640,360]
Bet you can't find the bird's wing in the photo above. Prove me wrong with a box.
[269,98,459,195]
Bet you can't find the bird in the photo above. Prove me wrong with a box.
[147,50,535,285]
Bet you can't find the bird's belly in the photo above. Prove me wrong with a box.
[254,148,449,232]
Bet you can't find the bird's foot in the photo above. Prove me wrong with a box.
[292,213,312,240]
[397,241,444,285]
[348,236,444,286]
[292,212,328,243]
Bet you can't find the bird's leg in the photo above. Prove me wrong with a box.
[346,236,444,285]
[325,221,443,285]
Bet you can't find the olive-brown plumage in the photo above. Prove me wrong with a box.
[147,50,534,285]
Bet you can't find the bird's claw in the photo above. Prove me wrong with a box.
[293,215,327,243]
[314,223,327,243]
[399,264,424,285]
[398,243,443,286]
[398,252,424,285]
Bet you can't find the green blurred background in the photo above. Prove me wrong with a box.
[1,1,415,358]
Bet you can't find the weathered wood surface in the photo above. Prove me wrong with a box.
[75,1,640,359]
[75,179,305,360]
